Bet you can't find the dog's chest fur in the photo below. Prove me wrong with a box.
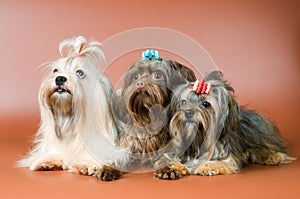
[117,125,170,153]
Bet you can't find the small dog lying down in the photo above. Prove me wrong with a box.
[155,71,295,180]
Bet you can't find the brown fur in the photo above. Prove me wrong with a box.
[155,162,190,180]
[94,165,122,181]
[113,58,196,172]
[127,83,169,126]
[193,154,239,176]
[34,160,64,171]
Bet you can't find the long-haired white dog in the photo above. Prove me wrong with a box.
[17,36,128,181]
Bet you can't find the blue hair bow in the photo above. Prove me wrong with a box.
[142,49,162,61]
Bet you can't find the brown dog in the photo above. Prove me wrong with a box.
[112,52,196,176]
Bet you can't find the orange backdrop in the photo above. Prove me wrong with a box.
[0,0,299,199]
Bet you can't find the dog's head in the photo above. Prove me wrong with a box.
[170,71,240,159]
[121,57,196,127]
[39,36,107,137]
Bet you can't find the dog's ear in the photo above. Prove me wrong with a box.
[209,83,239,144]
[163,59,196,88]
[169,85,183,115]
[225,94,241,131]
[204,71,223,82]
[204,71,234,94]
[199,90,241,161]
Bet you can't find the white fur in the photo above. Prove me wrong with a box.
[17,36,128,174]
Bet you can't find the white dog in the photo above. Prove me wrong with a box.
[17,36,128,181]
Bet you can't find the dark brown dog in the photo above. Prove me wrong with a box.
[113,58,196,175]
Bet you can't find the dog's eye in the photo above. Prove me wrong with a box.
[202,101,211,108]
[133,73,140,80]
[76,69,85,79]
[181,99,187,105]
[153,71,163,80]
[53,69,58,73]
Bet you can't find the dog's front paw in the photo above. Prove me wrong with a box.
[155,162,189,180]
[155,167,183,180]
[33,160,64,171]
[193,163,220,176]
[94,165,121,181]
[71,164,99,176]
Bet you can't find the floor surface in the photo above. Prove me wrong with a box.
[1,114,299,199]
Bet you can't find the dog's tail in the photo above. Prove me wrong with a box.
[238,109,296,165]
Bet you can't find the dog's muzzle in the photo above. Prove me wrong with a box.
[185,110,194,119]
[136,81,145,89]
[54,76,70,94]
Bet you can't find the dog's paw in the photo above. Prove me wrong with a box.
[94,165,121,181]
[69,165,87,175]
[193,163,220,176]
[155,167,182,180]
[70,164,99,176]
[33,160,64,171]
[155,162,189,180]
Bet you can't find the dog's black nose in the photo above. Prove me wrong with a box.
[55,76,67,86]
[185,110,194,119]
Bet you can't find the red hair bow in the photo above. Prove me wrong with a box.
[190,80,211,95]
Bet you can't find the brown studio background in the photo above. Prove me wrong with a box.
[0,0,299,199]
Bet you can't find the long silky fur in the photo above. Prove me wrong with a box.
[114,59,196,169]
[170,71,295,175]
[17,36,128,173]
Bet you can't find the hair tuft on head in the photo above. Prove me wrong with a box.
[58,35,106,65]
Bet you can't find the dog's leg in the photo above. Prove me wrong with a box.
[193,154,240,176]
[155,161,190,180]
[243,149,296,165]
[94,165,122,181]
[264,152,296,165]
